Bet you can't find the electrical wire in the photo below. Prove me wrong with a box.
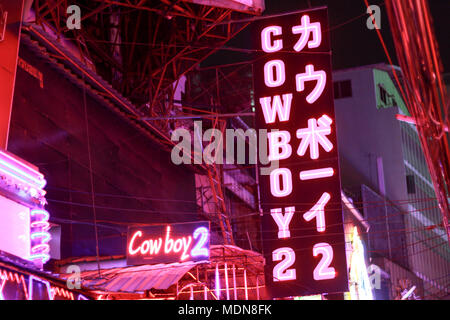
[45,196,443,222]
[72,232,446,284]
[44,184,441,206]
[35,5,389,56]
[82,73,102,278]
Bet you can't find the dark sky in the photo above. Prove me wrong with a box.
[206,0,450,73]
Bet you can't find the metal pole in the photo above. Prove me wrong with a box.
[224,262,230,300]
[244,268,248,300]
[232,264,237,300]
[215,263,220,300]
[256,276,260,300]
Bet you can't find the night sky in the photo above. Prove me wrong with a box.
[206,0,450,73]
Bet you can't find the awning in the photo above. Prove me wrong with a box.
[59,261,199,293]
[56,245,265,296]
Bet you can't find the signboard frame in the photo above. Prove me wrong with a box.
[252,6,349,298]
[126,221,211,266]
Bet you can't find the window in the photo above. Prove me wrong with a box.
[333,80,352,99]
[340,80,352,98]
[406,175,416,194]
[379,85,388,104]
[333,82,339,99]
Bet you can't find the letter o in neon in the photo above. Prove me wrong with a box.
[140,240,149,255]
[174,239,183,253]
[264,60,286,87]
[270,168,292,197]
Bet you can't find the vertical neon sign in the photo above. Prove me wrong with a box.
[253,7,348,298]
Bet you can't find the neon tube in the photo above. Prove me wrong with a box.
[0,151,44,178]
[261,25,283,53]
[224,263,230,300]
[215,263,220,300]
[271,206,295,238]
[0,158,46,188]
[0,151,45,188]
[303,192,331,232]
[30,209,51,264]
[30,232,51,243]
[292,15,322,52]
[270,168,292,197]
[30,209,50,221]
[0,166,46,193]
[244,269,248,300]
[28,275,52,300]
[259,94,293,124]
[232,264,237,300]
[264,60,286,87]
[300,168,334,180]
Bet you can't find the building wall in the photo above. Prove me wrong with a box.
[333,67,409,206]
[399,121,450,299]
[8,43,198,259]
[373,68,408,115]
[333,65,450,299]
[333,67,410,270]
[372,256,424,300]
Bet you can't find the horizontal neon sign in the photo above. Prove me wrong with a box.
[126,221,210,266]
[0,267,87,300]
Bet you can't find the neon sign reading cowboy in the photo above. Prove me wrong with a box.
[126,221,210,266]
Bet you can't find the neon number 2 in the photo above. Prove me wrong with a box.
[313,243,336,280]
[272,247,296,281]
[191,227,209,257]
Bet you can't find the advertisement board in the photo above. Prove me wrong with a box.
[127,221,210,266]
[252,7,348,298]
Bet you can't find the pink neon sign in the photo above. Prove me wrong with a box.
[296,64,326,104]
[264,59,286,87]
[296,115,333,159]
[29,209,51,264]
[261,26,283,53]
[254,8,348,297]
[292,15,322,52]
[268,131,292,161]
[126,221,210,266]
[303,192,331,232]
[0,266,86,300]
[0,149,50,266]
[270,206,295,238]
[259,94,293,124]
[313,243,336,280]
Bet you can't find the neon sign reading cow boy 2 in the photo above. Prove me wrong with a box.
[126,221,210,266]
[252,7,348,298]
